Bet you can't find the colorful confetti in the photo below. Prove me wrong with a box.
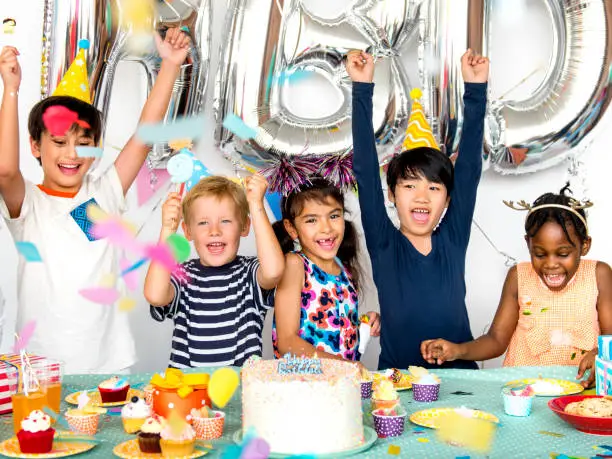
[222,113,258,140]
[136,115,206,144]
[118,297,137,312]
[13,320,36,353]
[79,286,121,305]
[15,241,42,262]
[540,431,565,438]
[417,438,429,443]
[42,106,90,137]
[166,234,191,263]
[75,146,103,158]
[388,445,401,455]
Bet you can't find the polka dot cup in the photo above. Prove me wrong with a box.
[361,381,373,399]
[372,408,407,438]
[412,383,440,402]
[64,411,99,436]
[191,411,225,440]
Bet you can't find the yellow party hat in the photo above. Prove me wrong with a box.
[402,88,439,151]
[52,39,92,104]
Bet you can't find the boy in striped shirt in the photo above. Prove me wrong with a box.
[144,174,284,368]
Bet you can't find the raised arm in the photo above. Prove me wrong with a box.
[421,265,519,364]
[245,174,285,290]
[114,28,191,195]
[144,192,181,307]
[346,51,394,252]
[444,50,488,245]
[0,47,25,217]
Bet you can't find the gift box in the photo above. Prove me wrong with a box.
[0,354,62,414]
[596,356,612,396]
[151,369,211,419]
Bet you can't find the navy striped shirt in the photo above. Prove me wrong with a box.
[150,256,273,368]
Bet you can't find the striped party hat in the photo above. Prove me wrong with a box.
[402,88,439,151]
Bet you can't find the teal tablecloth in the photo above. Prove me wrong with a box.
[0,366,607,458]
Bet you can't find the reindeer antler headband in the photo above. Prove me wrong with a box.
[503,199,593,235]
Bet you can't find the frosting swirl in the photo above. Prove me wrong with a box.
[99,376,129,390]
[121,397,151,419]
[21,410,52,433]
[140,416,166,434]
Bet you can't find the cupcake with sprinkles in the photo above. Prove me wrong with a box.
[16,410,55,454]
[138,415,166,453]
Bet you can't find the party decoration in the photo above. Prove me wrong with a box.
[167,150,195,184]
[13,320,36,354]
[42,0,212,168]
[77,391,90,410]
[78,287,121,305]
[2,18,16,35]
[186,156,212,192]
[15,241,42,262]
[119,258,141,291]
[277,353,322,375]
[136,116,206,145]
[52,39,92,103]
[402,88,439,151]
[150,368,209,399]
[215,0,416,168]
[136,163,172,206]
[265,191,282,221]
[75,147,103,158]
[42,106,90,137]
[166,234,191,263]
[222,114,259,140]
[259,153,319,195]
[358,315,371,355]
[118,297,137,312]
[208,368,239,408]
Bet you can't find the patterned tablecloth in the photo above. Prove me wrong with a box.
[0,365,606,458]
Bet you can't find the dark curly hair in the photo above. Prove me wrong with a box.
[525,183,589,246]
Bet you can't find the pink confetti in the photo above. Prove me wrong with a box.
[92,219,143,255]
[42,106,89,137]
[120,258,141,291]
[79,287,121,305]
[13,320,36,353]
[136,165,171,206]
[144,243,177,273]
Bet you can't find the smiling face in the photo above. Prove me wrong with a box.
[284,197,345,267]
[527,220,591,291]
[30,127,96,193]
[389,174,450,238]
[182,195,250,267]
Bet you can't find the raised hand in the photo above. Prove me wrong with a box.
[345,50,374,84]
[161,192,182,234]
[0,46,21,91]
[244,173,269,205]
[461,49,489,84]
[155,28,191,67]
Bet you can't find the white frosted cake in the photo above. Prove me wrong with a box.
[241,356,364,455]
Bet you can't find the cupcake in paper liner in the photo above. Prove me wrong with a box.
[122,396,151,433]
[189,407,225,440]
[502,386,534,417]
[65,409,100,436]
[17,410,55,454]
[98,376,130,403]
[371,379,399,410]
[410,366,441,402]
[372,405,407,438]
[138,415,166,453]
[159,414,196,458]
[143,384,155,406]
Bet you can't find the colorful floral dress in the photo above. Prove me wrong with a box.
[272,253,360,360]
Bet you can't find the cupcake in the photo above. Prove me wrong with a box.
[190,407,225,440]
[138,415,165,453]
[16,410,55,454]
[122,396,151,434]
[64,408,101,436]
[98,376,130,403]
[372,405,407,438]
[159,416,196,458]
[410,366,441,402]
[371,379,399,410]
[2,18,16,35]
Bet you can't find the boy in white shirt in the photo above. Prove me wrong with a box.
[0,29,191,374]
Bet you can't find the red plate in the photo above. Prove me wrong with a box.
[548,395,612,435]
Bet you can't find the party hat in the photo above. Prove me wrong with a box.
[52,39,92,104]
[402,88,439,151]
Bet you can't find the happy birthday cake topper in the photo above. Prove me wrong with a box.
[278,353,323,375]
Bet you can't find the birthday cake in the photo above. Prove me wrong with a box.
[241,355,364,455]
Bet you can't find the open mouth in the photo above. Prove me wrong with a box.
[316,237,337,251]
[543,273,567,288]
[206,242,226,255]
[58,163,82,176]
[411,208,430,224]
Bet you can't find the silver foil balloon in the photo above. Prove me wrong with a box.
[481,0,612,173]
[41,0,211,168]
[214,0,418,168]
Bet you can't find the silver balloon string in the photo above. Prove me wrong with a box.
[472,219,517,268]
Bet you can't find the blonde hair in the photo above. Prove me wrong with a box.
[182,176,249,227]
